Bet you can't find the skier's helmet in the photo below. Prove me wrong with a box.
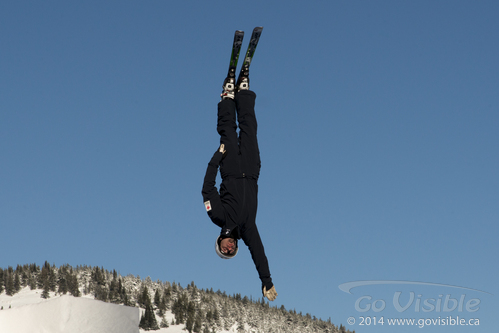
[215,235,238,259]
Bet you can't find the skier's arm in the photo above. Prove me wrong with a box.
[201,146,226,228]
[241,224,275,298]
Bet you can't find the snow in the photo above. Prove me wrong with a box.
[0,288,139,333]
[0,288,234,333]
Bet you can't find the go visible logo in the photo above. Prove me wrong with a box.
[338,280,491,313]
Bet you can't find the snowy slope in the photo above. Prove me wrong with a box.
[0,288,139,333]
[0,288,235,333]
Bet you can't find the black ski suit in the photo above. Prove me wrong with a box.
[202,90,273,291]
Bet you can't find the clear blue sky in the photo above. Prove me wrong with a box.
[1,1,497,332]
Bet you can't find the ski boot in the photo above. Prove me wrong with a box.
[236,65,249,91]
[221,76,236,100]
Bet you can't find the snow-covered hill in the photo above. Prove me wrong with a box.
[1,263,348,333]
[0,288,139,333]
[0,287,237,333]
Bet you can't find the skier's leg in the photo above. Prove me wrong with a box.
[235,90,260,179]
[217,98,240,179]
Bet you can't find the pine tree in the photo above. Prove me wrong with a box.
[109,275,119,303]
[57,266,68,295]
[160,316,169,328]
[139,299,159,330]
[205,309,213,324]
[185,315,194,332]
[92,267,109,302]
[28,272,37,290]
[41,278,50,299]
[193,307,203,333]
[154,288,161,308]
[0,268,4,294]
[68,273,81,297]
[14,271,21,293]
[138,285,150,308]
[184,301,200,332]
[172,300,183,324]
[139,310,148,330]
[162,285,171,310]
[123,290,131,306]
[48,263,57,292]
[20,265,29,287]
[158,292,167,316]
[5,267,15,296]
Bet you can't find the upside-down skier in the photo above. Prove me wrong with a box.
[202,28,277,302]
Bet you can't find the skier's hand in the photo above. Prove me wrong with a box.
[218,144,226,155]
[209,144,226,166]
[263,285,278,301]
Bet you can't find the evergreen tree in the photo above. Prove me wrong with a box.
[162,285,171,310]
[139,310,148,330]
[154,288,161,308]
[0,268,4,294]
[28,272,37,290]
[48,263,57,292]
[193,307,203,333]
[237,321,245,333]
[92,266,108,302]
[68,273,81,297]
[20,265,29,287]
[95,284,109,302]
[123,290,131,307]
[57,266,68,295]
[160,316,169,328]
[109,274,119,303]
[185,301,201,333]
[14,271,21,293]
[205,309,213,324]
[139,299,159,330]
[41,278,50,299]
[172,293,188,325]
[185,315,194,332]
[5,267,15,296]
[213,307,220,321]
[38,265,48,290]
[157,292,167,316]
[138,285,151,308]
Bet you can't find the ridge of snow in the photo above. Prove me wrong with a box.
[0,288,139,333]
[0,288,235,333]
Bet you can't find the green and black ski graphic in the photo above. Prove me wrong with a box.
[225,30,245,89]
[236,27,263,85]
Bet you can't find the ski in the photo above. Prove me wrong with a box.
[236,26,263,87]
[224,30,245,92]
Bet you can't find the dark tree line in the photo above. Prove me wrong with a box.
[0,262,79,300]
[0,263,67,298]
[2,263,355,333]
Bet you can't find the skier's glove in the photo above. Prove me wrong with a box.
[263,285,278,301]
[209,144,226,167]
[218,143,226,155]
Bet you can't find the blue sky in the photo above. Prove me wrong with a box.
[1,1,497,331]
